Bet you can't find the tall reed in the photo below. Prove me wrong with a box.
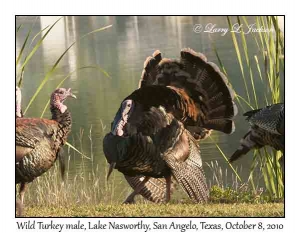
[213,16,284,199]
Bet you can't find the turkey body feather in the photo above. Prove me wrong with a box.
[245,103,284,135]
[104,115,209,203]
[230,103,284,163]
[16,117,68,183]
[124,175,175,203]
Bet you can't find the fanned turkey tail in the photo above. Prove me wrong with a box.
[139,48,238,139]
[180,48,237,135]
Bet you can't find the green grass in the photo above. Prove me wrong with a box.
[24,203,284,217]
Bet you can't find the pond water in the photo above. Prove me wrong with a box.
[16,16,283,201]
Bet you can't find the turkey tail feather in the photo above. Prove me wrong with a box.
[170,161,209,203]
[139,50,162,88]
[124,175,174,203]
[165,129,209,203]
[139,48,238,135]
[180,48,237,134]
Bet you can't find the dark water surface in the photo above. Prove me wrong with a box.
[16,16,281,199]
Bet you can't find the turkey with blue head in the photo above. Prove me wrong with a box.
[104,48,238,203]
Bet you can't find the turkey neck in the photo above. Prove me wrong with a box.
[50,104,72,143]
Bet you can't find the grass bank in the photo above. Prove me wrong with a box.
[24,203,283,217]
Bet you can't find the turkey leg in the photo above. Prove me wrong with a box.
[165,175,171,202]
[19,182,26,204]
[123,176,150,204]
[16,199,23,216]
[16,184,24,216]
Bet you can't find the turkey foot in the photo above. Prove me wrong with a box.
[16,182,26,216]
[123,176,150,204]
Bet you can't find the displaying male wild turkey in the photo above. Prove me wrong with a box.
[16,87,76,211]
[103,48,238,203]
[229,103,284,163]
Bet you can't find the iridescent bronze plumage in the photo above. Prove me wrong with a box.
[104,48,238,203]
[16,88,76,215]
